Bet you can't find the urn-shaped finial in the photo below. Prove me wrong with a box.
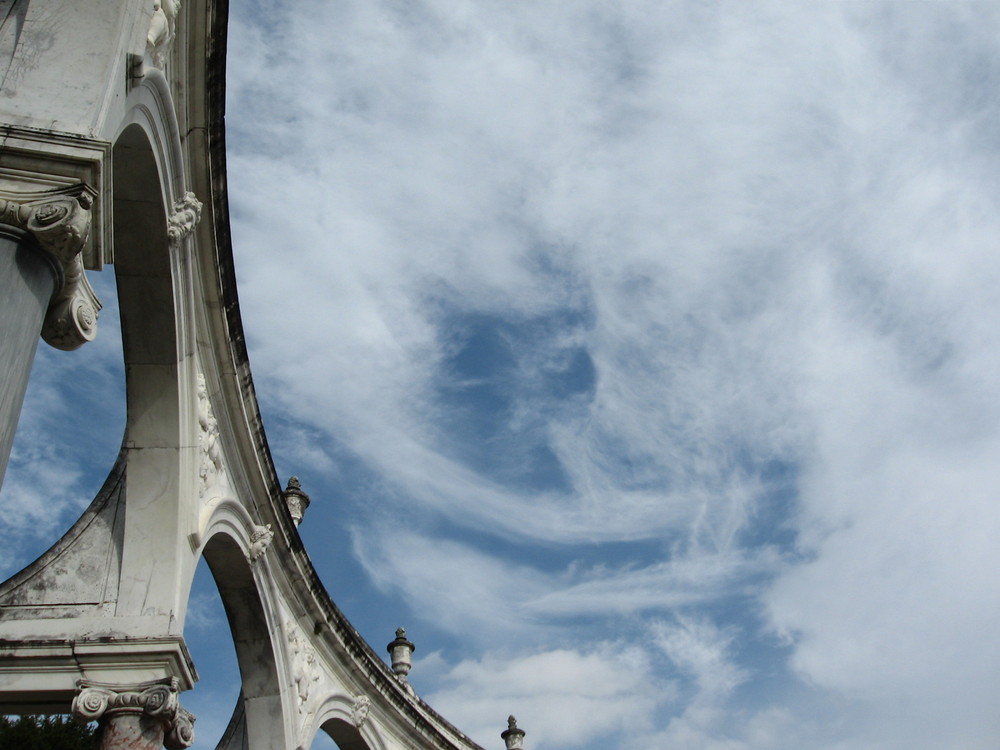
[501,715,525,750]
[386,627,415,682]
[282,475,311,526]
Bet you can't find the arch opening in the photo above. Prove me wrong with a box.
[199,531,285,749]
[317,719,372,750]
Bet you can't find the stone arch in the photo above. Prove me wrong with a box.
[109,117,195,624]
[320,718,374,750]
[306,693,385,750]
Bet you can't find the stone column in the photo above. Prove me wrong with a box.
[0,226,61,482]
[0,186,100,486]
[72,677,195,750]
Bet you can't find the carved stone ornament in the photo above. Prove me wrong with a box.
[287,621,322,712]
[0,183,101,350]
[501,715,526,750]
[72,677,195,749]
[147,0,181,70]
[248,523,273,562]
[283,476,311,526]
[167,191,202,245]
[196,373,223,498]
[351,694,371,728]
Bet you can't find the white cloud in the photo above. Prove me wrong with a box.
[2,4,996,750]
[425,645,668,750]
[222,4,1000,747]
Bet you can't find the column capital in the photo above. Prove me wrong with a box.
[72,677,196,749]
[0,183,101,350]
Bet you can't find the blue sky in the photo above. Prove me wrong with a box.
[4,2,1000,749]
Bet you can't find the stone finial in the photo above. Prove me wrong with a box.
[386,627,415,683]
[283,476,311,526]
[501,715,526,750]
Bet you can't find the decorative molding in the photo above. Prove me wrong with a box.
[146,0,181,70]
[248,524,273,562]
[351,694,371,728]
[167,191,202,245]
[72,677,195,749]
[196,373,223,498]
[0,183,102,350]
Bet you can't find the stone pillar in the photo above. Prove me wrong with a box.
[72,677,195,750]
[0,186,100,487]
[0,226,61,483]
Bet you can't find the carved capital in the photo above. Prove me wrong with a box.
[167,191,202,245]
[248,523,274,562]
[72,678,195,748]
[165,706,196,750]
[41,254,102,350]
[0,184,102,350]
[0,185,94,262]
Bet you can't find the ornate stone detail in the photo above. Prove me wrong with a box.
[501,715,526,750]
[248,523,273,562]
[287,621,322,712]
[0,184,102,350]
[147,0,181,70]
[167,191,202,245]
[351,694,371,728]
[196,373,223,497]
[283,476,311,526]
[165,707,196,749]
[40,254,102,350]
[72,677,195,749]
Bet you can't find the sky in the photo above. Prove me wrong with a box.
[3,2,1000,749]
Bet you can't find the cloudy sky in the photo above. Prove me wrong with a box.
[4,2,1000,749]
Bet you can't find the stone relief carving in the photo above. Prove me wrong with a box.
[351,694,371,728]
[72,677,195,749]
[147,0,181,70]
[0,184,102,350]
[248,524,273,562]
[287,620,322,711]
[167,191,202,245]
[196,373,223,498]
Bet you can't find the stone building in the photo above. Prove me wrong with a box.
[0,2,525,749]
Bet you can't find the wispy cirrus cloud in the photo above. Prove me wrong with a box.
[222,3,1000,748]
[2,3,996,750]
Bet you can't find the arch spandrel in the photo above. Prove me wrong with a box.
[0,1,494,748]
